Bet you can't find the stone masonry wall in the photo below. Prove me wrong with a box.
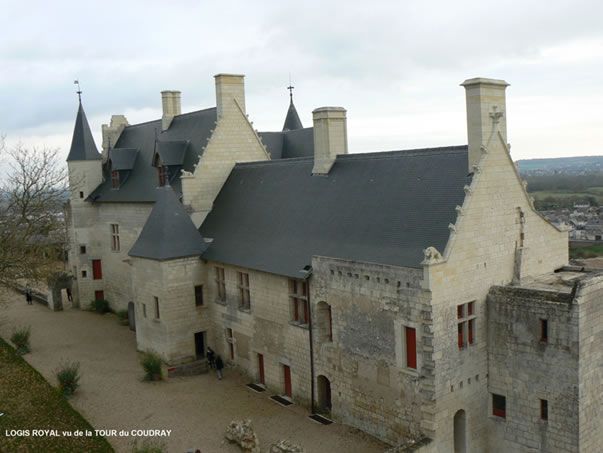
[575,274,603,453]
[205,261,312,405]
[181,95,269,227]
[487,285,579,453]
[311,256,431,445]
[132,256,209,364]
[425,135,568,452]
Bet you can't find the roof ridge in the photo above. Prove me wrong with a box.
[338,145,468,160]
[123,106,217,130]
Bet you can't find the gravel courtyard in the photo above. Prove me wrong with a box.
[0,287,387,453]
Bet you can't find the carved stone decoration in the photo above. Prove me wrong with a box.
[448,223,457,233]
[463,185,473,195]
[489,105,505,125]
[422,247,443,265]
[480,145,489,154]
[455,205,464,216]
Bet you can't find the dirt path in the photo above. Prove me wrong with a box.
[0,287,387,453]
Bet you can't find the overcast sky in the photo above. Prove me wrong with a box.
[1,0,602,165]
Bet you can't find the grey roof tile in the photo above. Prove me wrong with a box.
[282,99,303,131]
[109,148,138,170]
[129,187,208,260]
[200,146,471,277]
[89,107,217,203]
[66,103,101,161]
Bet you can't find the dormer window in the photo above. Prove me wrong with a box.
[111,169,120,189]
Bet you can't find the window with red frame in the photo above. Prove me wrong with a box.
[157,166,167,187]
[289,279,309,325]
[457,301,477,349]
[111,170,120,189]
[492,394,506,418]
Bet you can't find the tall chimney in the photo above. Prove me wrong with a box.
[312,107,348,175]
[214,74,246,119]
[161,90,181,131]
[461,77,509,172]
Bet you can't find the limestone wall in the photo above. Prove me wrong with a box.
[69,202,153,311]
[575,274,603,453]
[424,135,568,452]
[181,95,269,227]
[311,256,431,445]
[487,285,580,453]
[205,261,312,405]
[132,256,209,364]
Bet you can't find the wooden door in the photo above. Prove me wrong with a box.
[92,259,102,280]
[94,290,104,300]
[258,354,265,385]
[283,365,292,397]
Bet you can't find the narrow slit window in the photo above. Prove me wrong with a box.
[540,319,548,343]
[405,326,417,369]
[540,399,548,421]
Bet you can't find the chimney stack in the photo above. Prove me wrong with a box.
[312,107,348,175]
[461,77,509,172]
[214,74,246,119]
[161,90,182,131]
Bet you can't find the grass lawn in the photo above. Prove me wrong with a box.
[0,338,114,453]
[570,244,603,259]
[529,187,603,205]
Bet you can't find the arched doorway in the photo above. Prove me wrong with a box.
[317,375,332,413]
[454,409,466,453]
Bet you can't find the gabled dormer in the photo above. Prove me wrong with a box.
[107,148,138,189]
[152,140,190,187]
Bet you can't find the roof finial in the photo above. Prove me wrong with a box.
[74,80,82,103]
[287,73,294,101]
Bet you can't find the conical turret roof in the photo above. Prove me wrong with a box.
[66,102,101,161]
[282,99,303,131]
[129,187,208,260]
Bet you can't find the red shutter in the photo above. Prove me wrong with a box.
[258,354,265,385]
[92,260,102,280]
[468,319,474,345]
[406,327,417,369]
[458,323,464,349]
[283,365,292,397]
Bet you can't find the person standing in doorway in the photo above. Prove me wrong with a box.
[25,288,33,305]
[66,287,73,302]
[215,355,224,380]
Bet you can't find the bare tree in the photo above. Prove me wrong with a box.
[0,136,68,284]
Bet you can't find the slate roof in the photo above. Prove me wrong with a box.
[199,146,471,277]
[66,102,102,161]
[89,108,217,202]
[282,99,303,131]
[154,140,190,166]
[129,187,208,260]
[259,128,314,160]
[109,148,138,170]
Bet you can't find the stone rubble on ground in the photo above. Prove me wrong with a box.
[269,439,305,453]
[225,419,261,453]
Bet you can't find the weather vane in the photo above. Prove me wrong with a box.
[74,80,82,103]
[287,73,294,100]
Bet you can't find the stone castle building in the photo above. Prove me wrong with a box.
[65,74,602,452]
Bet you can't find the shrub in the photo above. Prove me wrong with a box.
[56,361,81,398]
[140,351,162,381]
[10,326,31,354]
[117,309,129,326]
[90,298,110,314]
[131,438,167,453]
